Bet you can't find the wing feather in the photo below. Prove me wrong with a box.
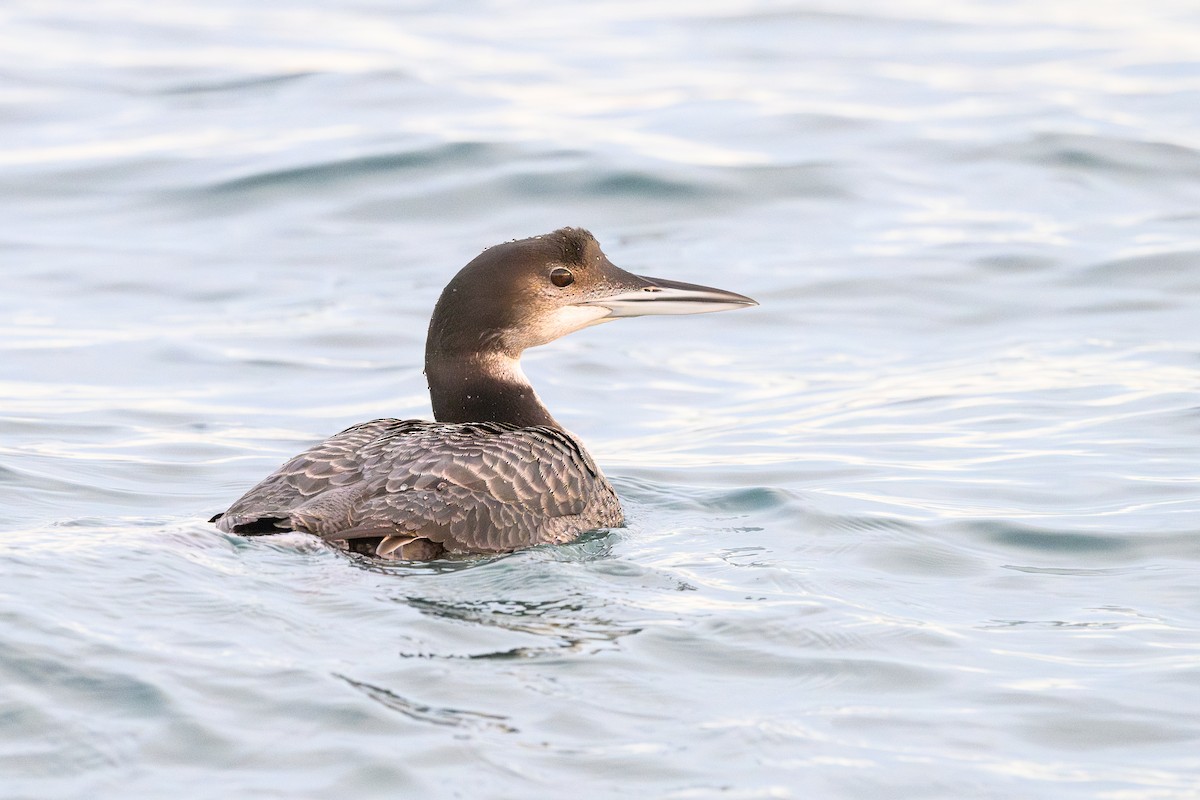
[215,419,622,554]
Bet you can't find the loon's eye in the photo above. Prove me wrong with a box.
[550,267,575,288]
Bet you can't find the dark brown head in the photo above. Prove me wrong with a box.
[426,227,756,361]
[423,227,756,426]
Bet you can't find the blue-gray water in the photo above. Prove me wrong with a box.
[3,2,1200,797]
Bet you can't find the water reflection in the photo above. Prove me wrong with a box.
[395,594,642,661]
[335,674,517,733]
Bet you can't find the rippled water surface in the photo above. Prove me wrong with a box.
[4,1,1200,797]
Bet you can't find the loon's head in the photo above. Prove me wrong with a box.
[427,227,757,360]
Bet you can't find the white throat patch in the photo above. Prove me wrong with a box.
[528,304,612,346]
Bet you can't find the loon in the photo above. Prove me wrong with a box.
[211,228,756,559]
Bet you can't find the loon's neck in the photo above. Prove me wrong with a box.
[425,351,560,429]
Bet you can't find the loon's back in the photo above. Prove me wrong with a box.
[214,419,622,558]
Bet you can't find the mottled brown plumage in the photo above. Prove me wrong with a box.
[212,228,754,559]
[215,419,621,556]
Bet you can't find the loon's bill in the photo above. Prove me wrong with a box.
[580,275,759,318]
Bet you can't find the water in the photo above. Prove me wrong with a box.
[3,1,1200,797]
